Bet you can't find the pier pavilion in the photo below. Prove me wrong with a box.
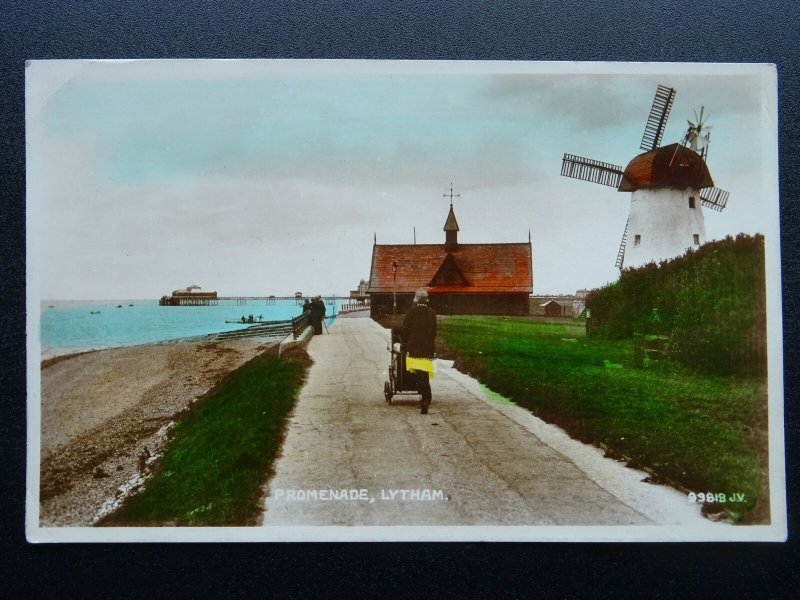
[159,285,219,306]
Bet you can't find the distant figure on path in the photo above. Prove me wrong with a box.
[310,296,326,335]
[402,289,437,414]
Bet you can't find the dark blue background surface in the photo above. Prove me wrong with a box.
[1,1,797,596]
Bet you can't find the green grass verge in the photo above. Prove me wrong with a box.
[104,349,307,526]
[440,316,768,522]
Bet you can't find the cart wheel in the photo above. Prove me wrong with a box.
[384,381,393,404]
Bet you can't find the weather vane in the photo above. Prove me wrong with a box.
[443,182,460,206]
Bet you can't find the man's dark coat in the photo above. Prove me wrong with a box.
[402,304,437,358]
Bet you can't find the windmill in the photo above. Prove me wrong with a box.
[560,85,730,270]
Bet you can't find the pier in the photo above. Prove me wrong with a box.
[217,296,360,306]
[159,285,370,308]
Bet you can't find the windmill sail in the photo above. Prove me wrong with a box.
[699,186,729,211]
[561,154,623,187]
[640,85,677,152]
[614,218,629,270]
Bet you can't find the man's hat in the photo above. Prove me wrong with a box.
[414,289,429,304]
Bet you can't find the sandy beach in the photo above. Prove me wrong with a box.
[38,337,276,526]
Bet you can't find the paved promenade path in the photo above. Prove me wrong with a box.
[262,317,716,528]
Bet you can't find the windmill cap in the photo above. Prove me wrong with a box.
[619,143,713,192]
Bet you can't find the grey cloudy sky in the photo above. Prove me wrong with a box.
[27,60,777,299]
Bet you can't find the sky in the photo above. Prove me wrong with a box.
[26,60,778,299]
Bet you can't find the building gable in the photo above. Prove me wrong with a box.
[428,253,469,287]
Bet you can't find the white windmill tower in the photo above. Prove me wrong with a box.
[560,85,730,270]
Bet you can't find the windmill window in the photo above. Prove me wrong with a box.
[634,234,641,247]
[693,234,700,245]
[689,196,696,208]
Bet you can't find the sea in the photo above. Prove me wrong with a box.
[40,298,344,358]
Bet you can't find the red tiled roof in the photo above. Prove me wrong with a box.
[618,143,714,192]
[367,243,533,294]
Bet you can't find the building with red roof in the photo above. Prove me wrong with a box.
[367,203,533,316]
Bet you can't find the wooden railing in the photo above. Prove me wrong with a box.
[338,300,370,313]
[291,312,310,339]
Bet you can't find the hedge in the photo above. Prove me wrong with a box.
[585,234,766,376]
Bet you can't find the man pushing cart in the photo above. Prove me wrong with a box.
[384,289,437,414]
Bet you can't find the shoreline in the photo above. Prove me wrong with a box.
[39,310,322,365]
[40,325,291,365]
[37,336,279,526]
[41,344,107,364]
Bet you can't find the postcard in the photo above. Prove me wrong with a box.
[26,59,785,542]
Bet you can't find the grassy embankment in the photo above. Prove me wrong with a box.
[439,316,767,523]
[104,347,308,526]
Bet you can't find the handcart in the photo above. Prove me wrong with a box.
[383,327,422,405]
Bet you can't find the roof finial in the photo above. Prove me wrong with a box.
[374,232,376,245]
[528,229,531,243]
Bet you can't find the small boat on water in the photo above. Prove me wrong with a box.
[225,319,267,324]
[89,311,100,315]
[226,315,267,324]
